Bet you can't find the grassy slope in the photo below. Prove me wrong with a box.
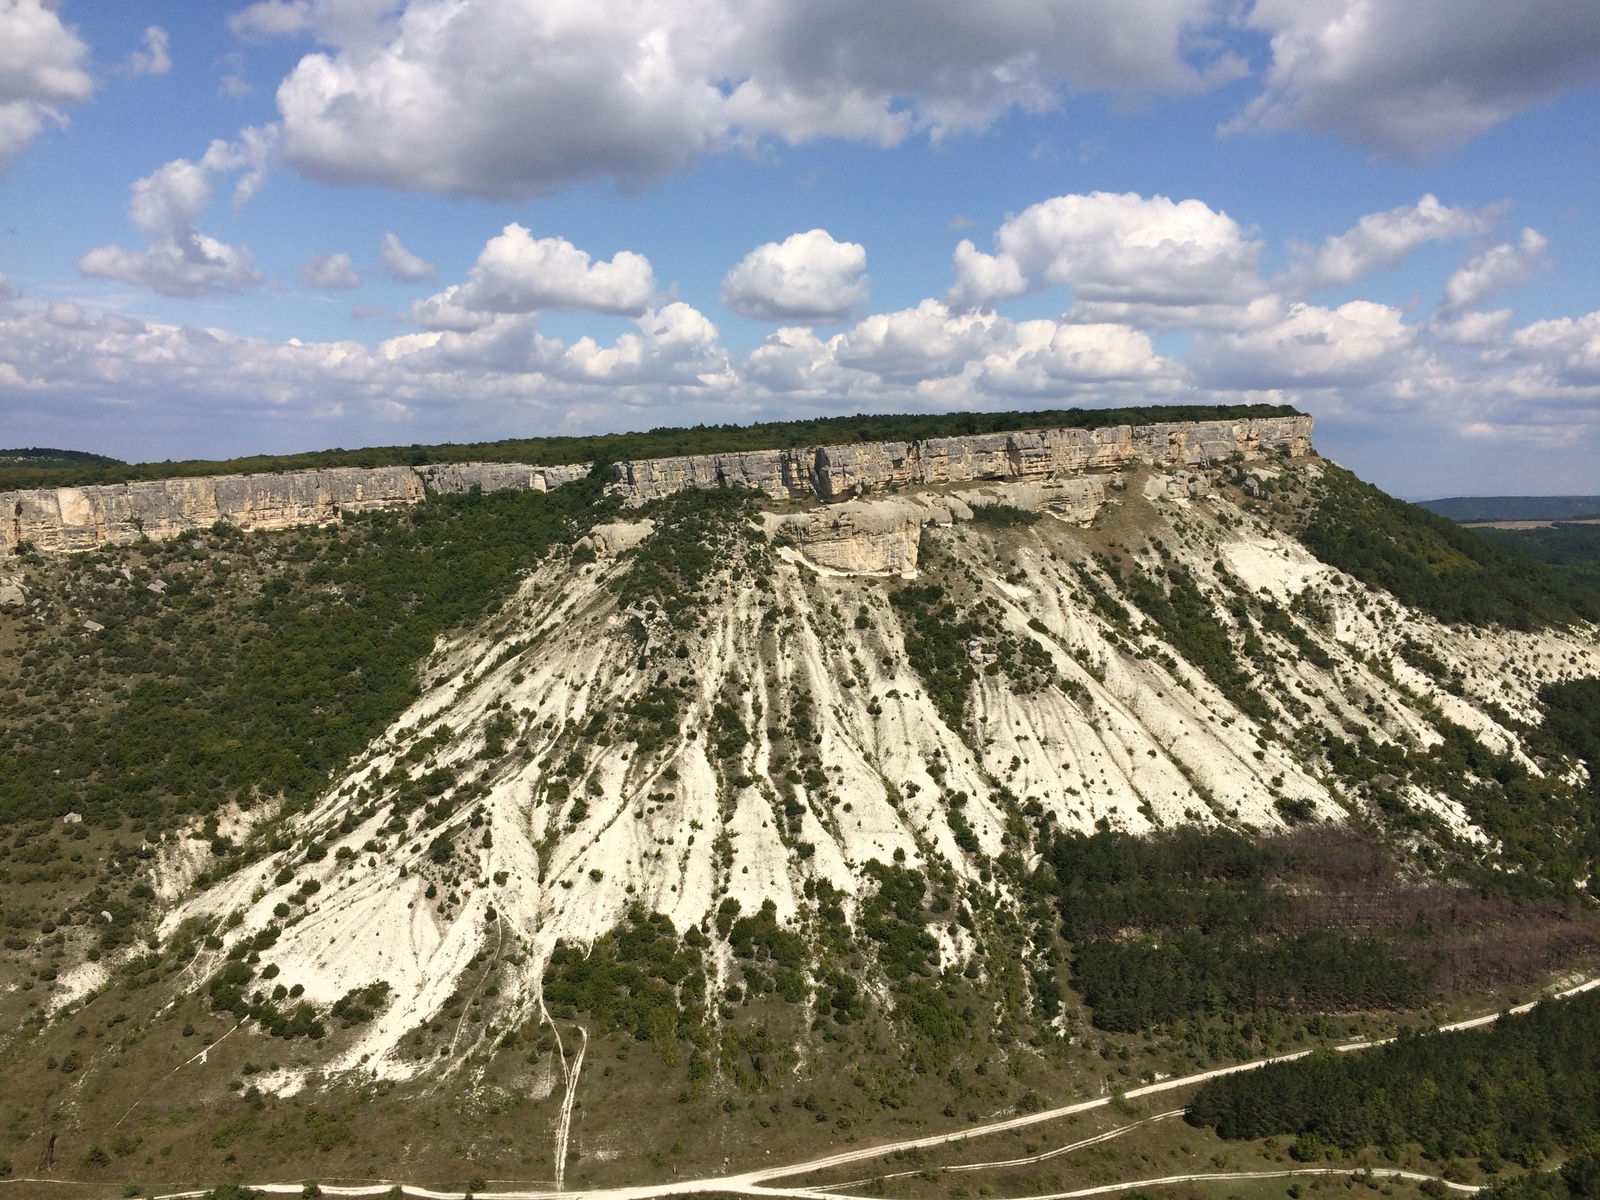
[0,403,1298,490]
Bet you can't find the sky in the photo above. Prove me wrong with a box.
[1,2,1599,498]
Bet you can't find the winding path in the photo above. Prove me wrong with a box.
[143,976,1598,1200]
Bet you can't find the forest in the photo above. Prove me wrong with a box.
[1187,990,1600,1172]
[1038,828,1594,1033]
[1295,465,1600,629]
[1474,523,1600,594]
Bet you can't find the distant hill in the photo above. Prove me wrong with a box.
[1421,495,1600,522]
[0,446,124,471]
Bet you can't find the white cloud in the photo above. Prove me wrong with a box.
[76,130,278,297]
[746,299,1169,402]
[1231,0,1600,158]
[1443,228,1549,311]
[721,229,869,322]
[299,251,361,289]
[1429,309,1512,346]
[949,191,1269,328]
[1191,301,1418,391]
[126,26,172,77]
[228,1,314,39]
[379,232,437,283]
[409,226,658,328]
[247,0,1239,200]
[1512,312,1600,387]
[832,300,999,378]
[0,0,93,170]
[1283,194,1490,294]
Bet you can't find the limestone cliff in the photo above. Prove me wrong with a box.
[0,413,1311,557]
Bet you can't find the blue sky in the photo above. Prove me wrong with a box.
[2,1,1600,497]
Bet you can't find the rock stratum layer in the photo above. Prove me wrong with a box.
[0,414,1311,556]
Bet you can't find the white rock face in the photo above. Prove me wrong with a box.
[579,519,656,556]
[767,499,935,574]
[1,414,1312,556]
[152,456,1600,1094]
[0,569,23,606]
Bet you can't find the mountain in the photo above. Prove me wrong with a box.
[1,408,1598,1195]
[1419,495,1600,522]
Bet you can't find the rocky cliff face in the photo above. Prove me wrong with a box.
[0,414,1310,557]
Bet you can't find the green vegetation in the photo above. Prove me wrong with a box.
[1188,990,1600,1170]
[859,861,977,1069]
[1118,563,1274,724]
[1536,679,1600,804]
[542,906,708,1060]
[0,477,613,832]
[1317,703,1600,887]
[1479,1148,1600,1200]
[1072,930,1424,1032]
[0,447,124,472]
[890,584,979,728]
[890,583,1058,731]
[968,503,1042,528]
[1039,829,1488,1032]
[0,404,1297,489]
[1474,523,1600,593]
[613,485,764,630]
[1296,465,1600,629]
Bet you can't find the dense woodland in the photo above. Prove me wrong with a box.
[1295,465,1600,629]
[1188,991,1600,1172]
[1476,523,1600,593]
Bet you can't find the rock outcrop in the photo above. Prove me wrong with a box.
[1,413,1312,556]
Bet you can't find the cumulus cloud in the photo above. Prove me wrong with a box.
[1511,313,1600,387]
[1230,0,1600,158]
[238,0,1241,200]
[0,0,93,170]
[125,26,172,77]
[949,191,1269,328]
[1283,195,1491,294]
[299,251,361,289]
[409,225,658,329]
[1191,301,1419,391]
[1442,228,1549,311]
[379,232,437,283]
[745,299,1171,403]
[1429,309,1513,346]
[721,229,869,322]
[77,129,278,297]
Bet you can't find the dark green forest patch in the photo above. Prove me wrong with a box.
[1187,989,1600,1171]
[1294,465,1600,629]
[1039,828,1599,1033]
[1472,523,1600,594]
[542,906,708,1062]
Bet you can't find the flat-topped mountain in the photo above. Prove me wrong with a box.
[0,406,1597,1194]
